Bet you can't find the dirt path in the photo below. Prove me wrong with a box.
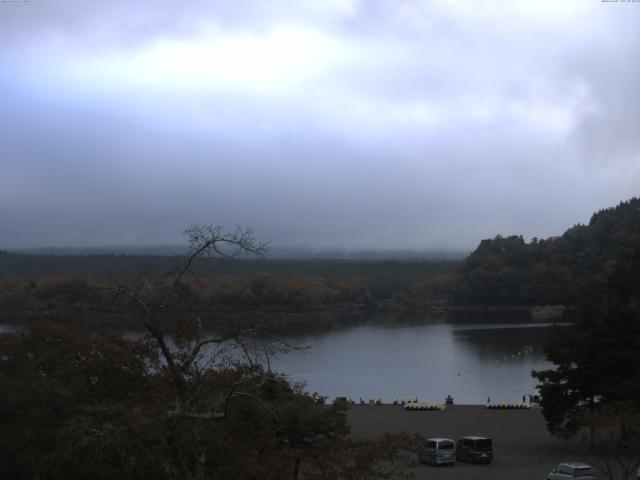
[348,405,588,480]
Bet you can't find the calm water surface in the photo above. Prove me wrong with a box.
[0,317,560,405]
[271,319,559,405]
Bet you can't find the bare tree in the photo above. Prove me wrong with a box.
[575,407,640,480]
[110,224,292,396]
[2,225,421,480]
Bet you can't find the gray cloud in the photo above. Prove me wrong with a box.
[1,1,639,251]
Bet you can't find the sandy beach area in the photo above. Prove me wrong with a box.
[348,405,588,480]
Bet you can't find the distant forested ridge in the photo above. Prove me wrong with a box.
[452,197,640,305]
[2,197,638,317]
[0,252,456,330]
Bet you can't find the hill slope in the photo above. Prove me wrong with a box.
[452,197,640,305]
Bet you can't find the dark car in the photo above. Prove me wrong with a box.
[456,436,493,464]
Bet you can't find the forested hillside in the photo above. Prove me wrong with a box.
[3,198,638,313]
[452,197,640,305]
[0,252,456,330]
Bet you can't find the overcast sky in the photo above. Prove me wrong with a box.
[1,0,639,251]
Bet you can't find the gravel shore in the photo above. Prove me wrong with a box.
[348,405,587,480]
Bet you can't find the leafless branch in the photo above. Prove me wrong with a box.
[576,407,640,480]
[167,224,268,291]
[179,333,241,374]
[107,224,277,398]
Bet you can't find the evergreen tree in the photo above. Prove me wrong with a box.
[533,245,640,436]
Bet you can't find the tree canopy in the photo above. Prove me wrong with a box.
[532,244,640,436]
[0,225,420,479]
[452,197,640,305]
[0,319,418,480]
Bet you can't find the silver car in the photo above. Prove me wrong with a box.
[547,462,597,480]
[417,437,456,466]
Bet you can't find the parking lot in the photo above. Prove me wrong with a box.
[348,405,587,480]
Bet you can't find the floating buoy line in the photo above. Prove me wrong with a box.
[403,402,446,411]
[485,402,531,409]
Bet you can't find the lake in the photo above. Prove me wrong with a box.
[0,315,561,405]
[270,317,560,405]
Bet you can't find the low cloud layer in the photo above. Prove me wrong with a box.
[2,1,639,251]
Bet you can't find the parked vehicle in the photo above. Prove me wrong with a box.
[547,462,597,480]
[417,438,456,465]
[456,436,493,464]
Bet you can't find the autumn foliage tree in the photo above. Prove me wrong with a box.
[0,225,421,480]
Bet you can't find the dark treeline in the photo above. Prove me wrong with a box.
[452,197,640,306]
[2,197,639,325]
[0,254,456,331]
[0,251,457,283]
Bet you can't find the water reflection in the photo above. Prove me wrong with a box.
[0,317,562,405]
[270,320,558,404]
[451,323,556,361]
